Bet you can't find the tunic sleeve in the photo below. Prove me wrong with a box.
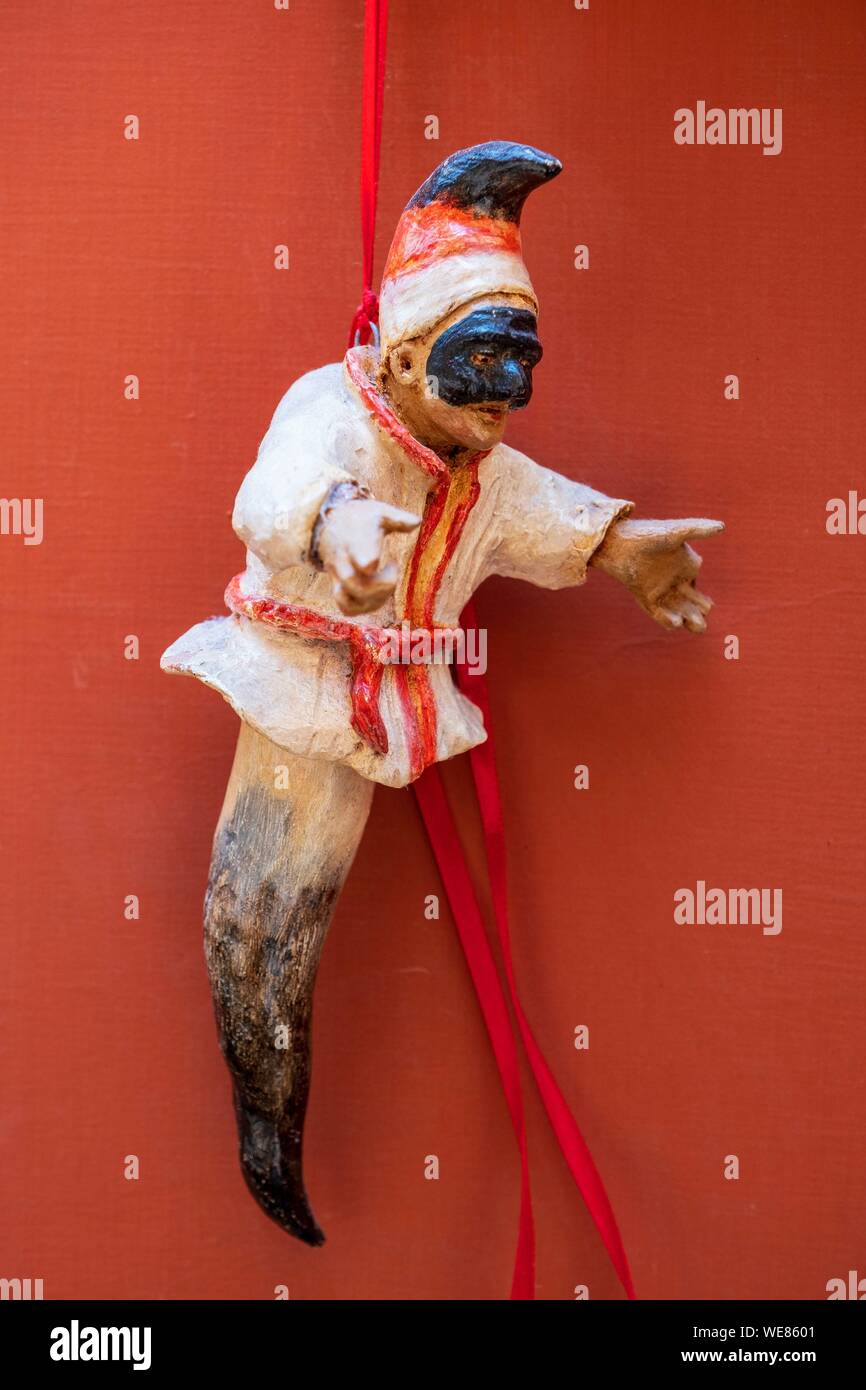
[484,444,633,590]
[232,383,359,574]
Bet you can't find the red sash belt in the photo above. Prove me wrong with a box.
[225,574,452,763]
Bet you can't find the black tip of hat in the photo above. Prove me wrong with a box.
[407,141,562,222]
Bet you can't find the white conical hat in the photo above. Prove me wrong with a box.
[378,141,561,358]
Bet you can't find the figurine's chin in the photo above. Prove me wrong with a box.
[418,395,511,452]
[454,405,510,451]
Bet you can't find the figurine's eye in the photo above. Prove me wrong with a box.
[519,356,534,369]
[470,350,495,367]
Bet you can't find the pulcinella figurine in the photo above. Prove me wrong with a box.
[162,141,722,1245]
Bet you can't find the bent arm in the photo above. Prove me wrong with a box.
[232,395,420,615]
[233,412,364,574]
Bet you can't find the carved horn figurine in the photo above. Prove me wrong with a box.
[163,141,722,1243]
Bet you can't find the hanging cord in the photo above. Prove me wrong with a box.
[347,0,389,348]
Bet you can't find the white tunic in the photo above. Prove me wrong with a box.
[161,350,632,787]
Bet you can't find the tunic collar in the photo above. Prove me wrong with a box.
[343,346,489,480]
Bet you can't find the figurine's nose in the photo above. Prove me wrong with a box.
[496,357,532,405]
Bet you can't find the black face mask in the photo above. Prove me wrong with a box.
[425,306,542,410]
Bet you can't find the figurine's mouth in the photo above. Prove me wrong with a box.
[475,404,508,424]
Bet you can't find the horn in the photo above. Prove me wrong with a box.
[406,140,562,220]
[203,722,373,1243]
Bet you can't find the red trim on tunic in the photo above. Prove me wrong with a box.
[421,467,481,629]
[403,478,449,621]
[344,347,447,479]
[224,575,392,755]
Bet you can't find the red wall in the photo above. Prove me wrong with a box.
[2,0,864,1300]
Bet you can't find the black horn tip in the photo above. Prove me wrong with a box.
[239,1152,327,1246]
[235,1103,326,1246]
[407,140,562,221]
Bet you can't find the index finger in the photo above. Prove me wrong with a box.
[622,517,724,551]
[679,518,725,539]
[379,503,422,534]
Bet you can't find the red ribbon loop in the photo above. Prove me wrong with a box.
[348,286,380,348]
[347,0,389,348]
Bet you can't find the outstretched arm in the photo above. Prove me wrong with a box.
[590,517,723,632]
[484,446,634,589]
[485,446,721,627]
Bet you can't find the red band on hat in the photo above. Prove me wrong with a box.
[382,203,522,284]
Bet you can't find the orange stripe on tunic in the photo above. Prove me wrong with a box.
[398,460,481,778]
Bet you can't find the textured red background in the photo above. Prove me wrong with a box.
[2,0,865,1301]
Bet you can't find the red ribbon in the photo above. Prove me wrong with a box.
[413,766,535,1299]
[347,0,389,348]
[414,603,637,1301]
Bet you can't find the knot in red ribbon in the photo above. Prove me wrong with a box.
[348,286,380,348]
